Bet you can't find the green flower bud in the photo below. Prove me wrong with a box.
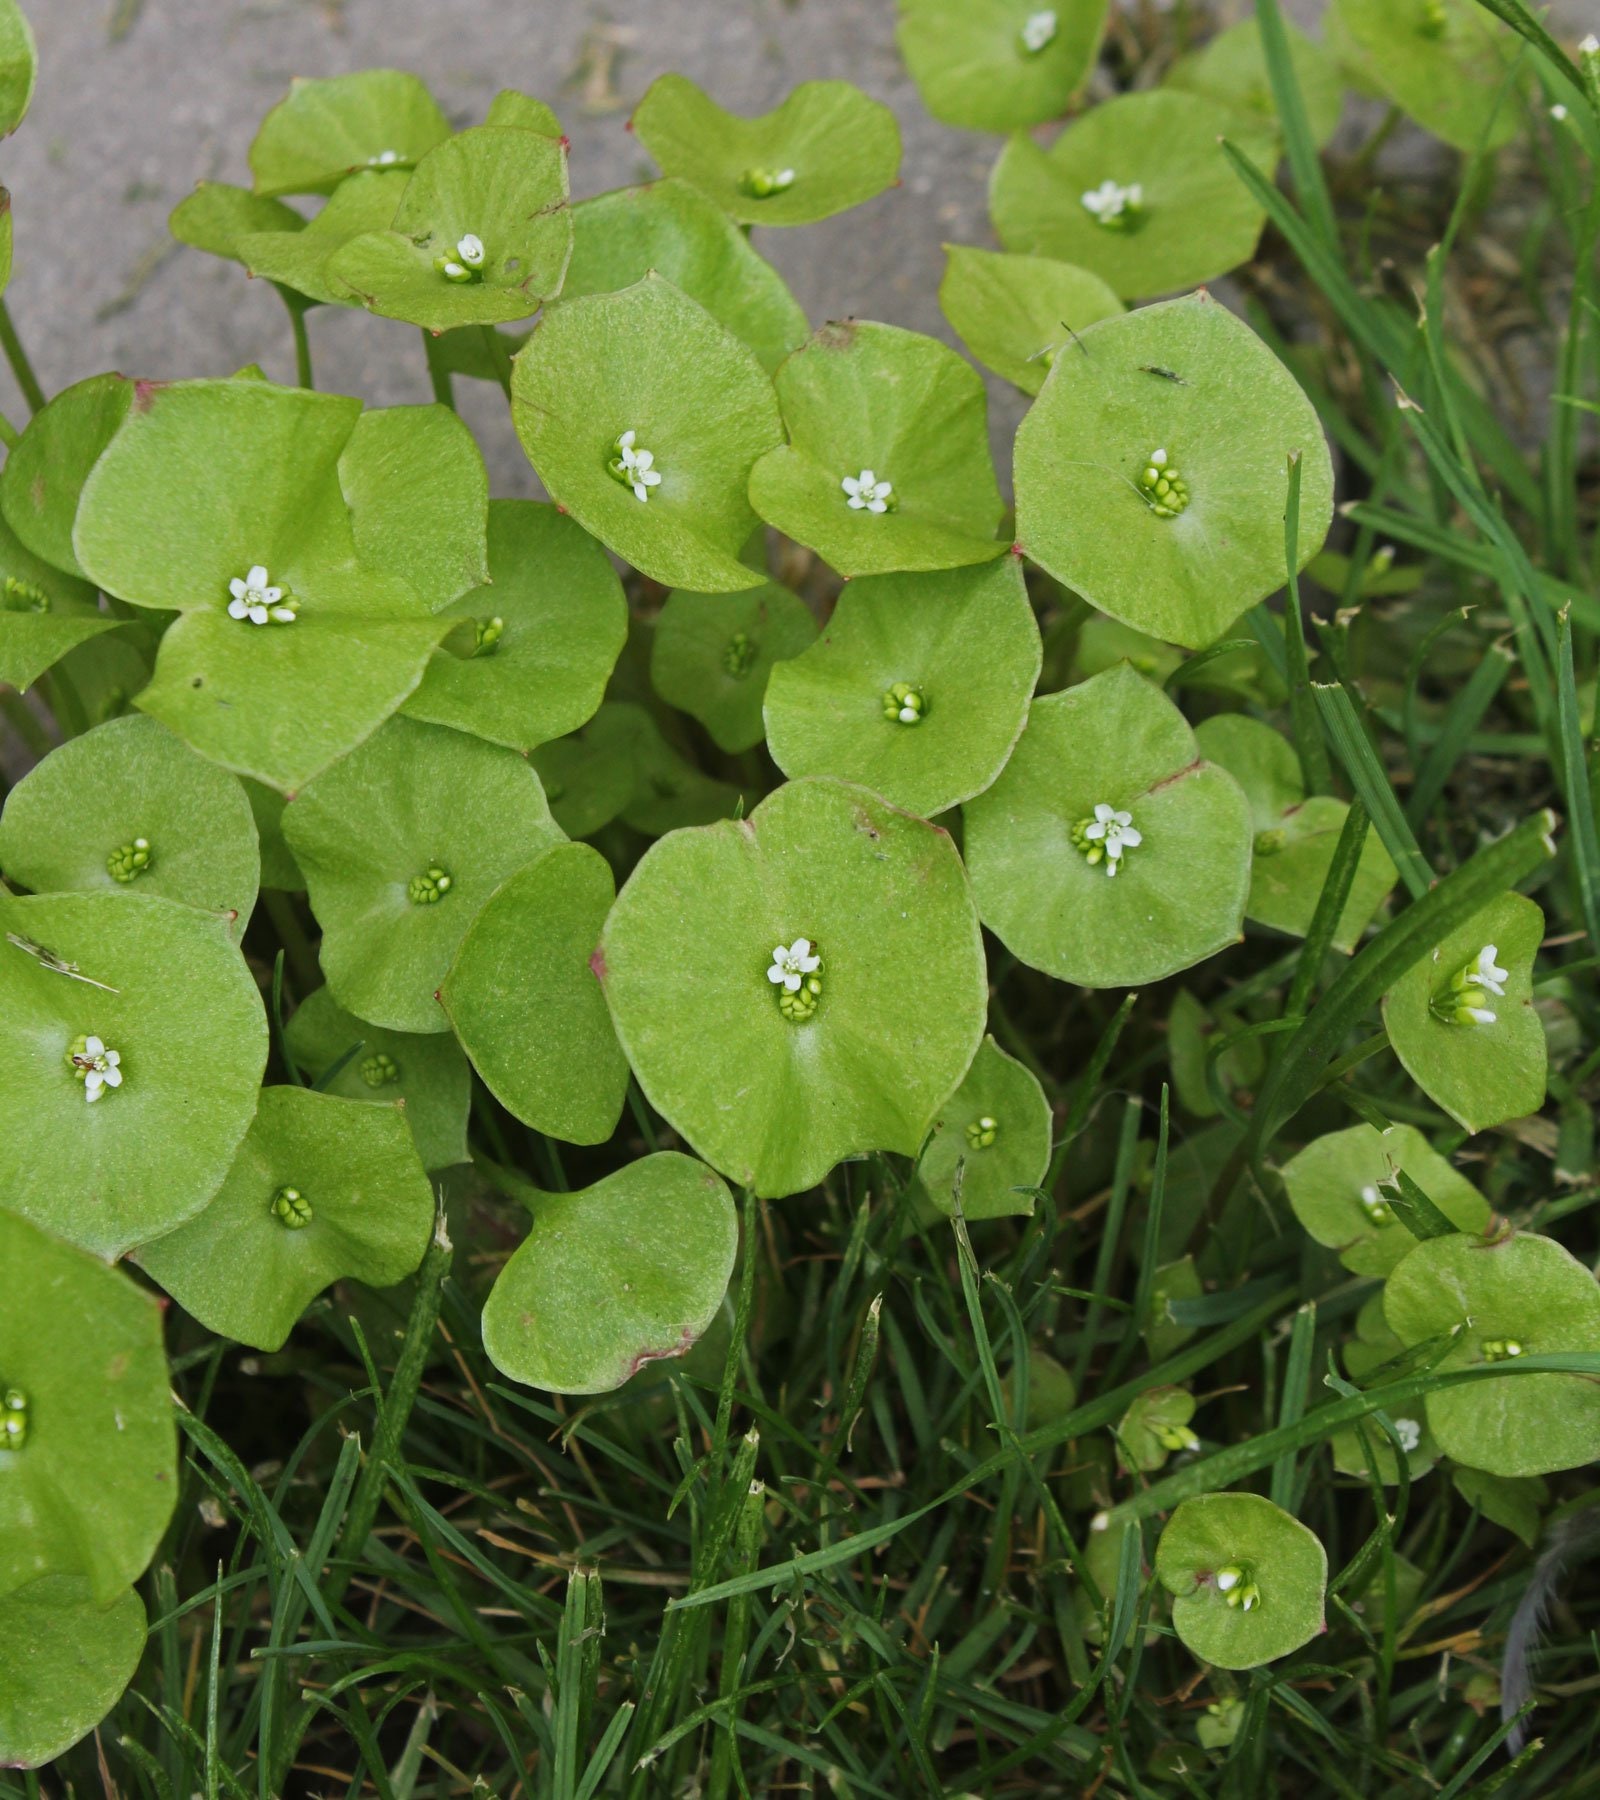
[1482,1337,1525,1362]
[473,616,505,657]
[1152,1419,1201,1453]
[1,1385,28,1451]
[360,1051,401,1088]
[739,166,797,198]
[1,574,49,614]
[1214,1564,1260,1611]
[271,1185,313,1229]
[1253,828,1287,857]
[1358,1184,1394,1226]
[965,1115,999,1150]
[107,836,153,883]
[1138,448,1190,518]
[723,630,759,680]
[1418,0,1447,36]
[778,971,824,1023]
[883,681,926,725]
[408,865,454,906]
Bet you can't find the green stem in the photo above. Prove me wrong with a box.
[0,298,46,413]
[421,328,454,410]
[480,324,513,399]
[288,303,314,390]
[0,406,18,449]
[262,890,320,994]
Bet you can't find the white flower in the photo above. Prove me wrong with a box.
[1551,103,1570,120]
[1581,32,1598,54]
[369,149,402,166]
[1394,1417,1422,1454]
[76,1034,123,1103]
[614,429,663,503]
[1020,8,1058,51]
[456,233,485,269]
[767,938,821,993]
[227,564,295,626]
[842,470,893,513]
[1082,802,1142,877]
[1462,1003,1497,1025]
[1080,179,1143,223]
[1215,1567,1240,1593]
[1473,944,1509,997]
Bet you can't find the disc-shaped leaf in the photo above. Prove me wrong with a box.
[1329,0,1519,153]
[482,1151,738,1393]
[0,0,35,137]
[1384,1232,1600,1477]
[0,372,134,578]
[1156,1492,1328,1669]
[1381,892,1546,1134]
[284,716,564,1033]
[750,321,1007,578]
[990,93,1274,299]
[1280,1122,1489,1278]
[0,717,260,931]
[337,404,489,613]
[1194,714,1396,951]
[897,0,1108,133]
[512,274,782,593]
[0,510,116,693]
[249,70,453,198]
[237,170,407,307]
[404,501,626,751]
[1452,1468,1548,1548]
[483,89,563,135]
[0,1578,145,1769]
[598,776,987,1197]
[651,581,817,754]
[763,557,1040,817]
[284,984,469,1171]
[916,1034,1050,1220]
[329,126,573,331]
[170,180,307,268]
[0,1207,174,1605]
[0,889,267,1257]
[1014,295,1333,648]
[1117,1385,1200,1473]
[1167,17,1343,148]
[565,179,809,375]
[137,1086,435,1352]
[530,703,648,839]
[630,75,901,227]
[963,663,1252,986]
[441,843,629,1147]
[938,245,1122,396]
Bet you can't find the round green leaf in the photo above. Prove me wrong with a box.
[763,556,1040,817]
[566,179,809,375]
[598,777,987,1197]
[137,1086,435,1352]
[1117,1385,1200,1473]
[249,70,453,198]
[1167,18,1344,149]
[1194,714,1396,951]
[1384,1231,1600,1477]
[0,888,267,1258]
[990,92,1274,299]
[0,717,260,932]
[441,843,629,1147]
[1014,294,1334,649]
[483,89,564,135]
[963,663,1252,986]
[530,704,648,840]
[1329,0,1519,153]
[630,75,901,227]
[749,321,1007,578]
[1451,1467,1547,1548]
[238,170,408,308]
[512,274,782,594]
[329,126,573,331]
[404,501,626,751]
[917,1035,1050,1220]
[170,180,307,268]
[651,581,817,754]
[1155,1492,1327,1669]
[1381,891,1546,1134]
[938,245,1122,396]
[482,1151,738,1394]
[284,716,564,1034]
[0,508,116,693]
[0,1207,174,1606]
[0,372,135,578]
[897,0,1107,132]
[0,0,34,137]
[284,984,470,1172]
[0,1578,145,1770]
[1280,1122,1489,1278]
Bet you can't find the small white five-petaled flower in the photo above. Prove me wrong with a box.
[842,470,893,514]
[1394,1417,1422,1454]
[1082,802,1142,876]
[613,430,663,503]
[228,565,295,626]
[1471,944,1508,998]
[1020,8,1058,51]
[1080,179,1143,224]
[73,1035,123,1102]
[767,939,821,993]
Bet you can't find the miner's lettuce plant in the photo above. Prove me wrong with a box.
[2,0,1599,1780]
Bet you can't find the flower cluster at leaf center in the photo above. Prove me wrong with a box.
[1071,803,1142,877]
[767,937,824,1022]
